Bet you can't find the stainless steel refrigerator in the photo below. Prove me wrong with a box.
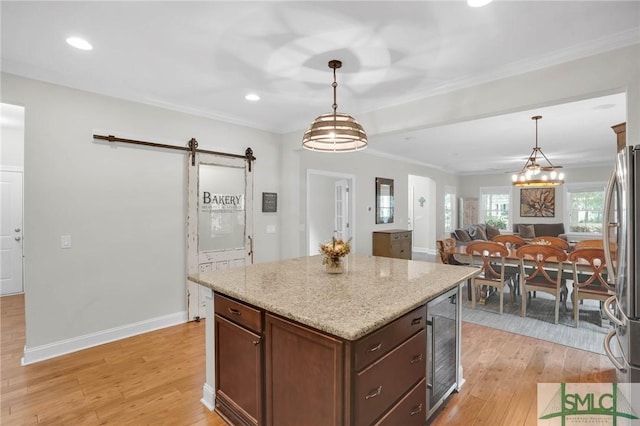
[603,143,640,383]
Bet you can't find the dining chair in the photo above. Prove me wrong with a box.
[436,238,466,265]
[491,234,527,249]
[567,248,615,328]
[516,244,568,324]
[491,234,525,295]
[465,241,513,314]
[575,239,617,253]
[530,236,569,251]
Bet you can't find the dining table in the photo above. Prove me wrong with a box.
[452,244,607,317]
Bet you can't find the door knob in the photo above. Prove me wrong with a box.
[15,237,21,241]
[15,228,21,232]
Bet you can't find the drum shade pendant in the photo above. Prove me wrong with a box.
[512,116,564,187]
[302,60,367,152]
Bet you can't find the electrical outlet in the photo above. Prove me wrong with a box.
[61,235,71,249]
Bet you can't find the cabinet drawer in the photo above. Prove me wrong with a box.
[354,331,426,426]
[391,232,411,241]
[374,378,426,426]
[355,305,425,370]
[215,294,262,333]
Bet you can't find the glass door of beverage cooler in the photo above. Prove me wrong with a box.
[426,287,458,414]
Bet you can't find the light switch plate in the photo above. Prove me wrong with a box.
[61,235,71,249]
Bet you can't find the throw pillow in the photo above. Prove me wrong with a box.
[485,224,500,240]
[518,224,536,239]
[469,225,487,241]
[454,229,471,242]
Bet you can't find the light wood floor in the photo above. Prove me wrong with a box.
[1,293,616,425]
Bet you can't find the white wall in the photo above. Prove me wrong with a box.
[287,147,459,257]
[308,173,336,255]
[1,73,281,360]
[1,103,24,169]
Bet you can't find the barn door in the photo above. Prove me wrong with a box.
[187,153,254,320]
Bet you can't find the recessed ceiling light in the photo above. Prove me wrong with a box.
[467,0,493,7]
[245,94,260,102]
[66,37,93,51]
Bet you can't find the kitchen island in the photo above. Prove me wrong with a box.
[188,254,478,426]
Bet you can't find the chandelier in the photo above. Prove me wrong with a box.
[512,115,564,187]
[301,60,368,152]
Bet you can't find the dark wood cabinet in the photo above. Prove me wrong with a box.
[213,289,458,425]
[265,314,344,426]
[214,294,264,426]
[372,230,412,259]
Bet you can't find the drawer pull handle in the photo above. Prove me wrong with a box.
[410,403,423,416]
[411,317,423,325]
[367,342,382,353]
[228,308,242,316]
[410,354,423,364]
[252,338,261,346]
[365,386,382,400]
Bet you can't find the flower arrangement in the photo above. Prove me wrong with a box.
[531,239,552,246]
[320,237,351,267]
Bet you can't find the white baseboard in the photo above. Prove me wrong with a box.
[413,247,437,256]
[201,383,215,411]
[21,311,188,365]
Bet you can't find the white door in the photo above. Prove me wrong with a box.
[187,153,254,320]
[1,171,24,295]
[334,180,350,241]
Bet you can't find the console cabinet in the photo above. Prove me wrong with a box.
[372,230,412,260]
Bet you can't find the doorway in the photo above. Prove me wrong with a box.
[306,170,356,255]
[1,103,25,296]
[408,175,436,255]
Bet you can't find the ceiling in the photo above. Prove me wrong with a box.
[2,1,638,175]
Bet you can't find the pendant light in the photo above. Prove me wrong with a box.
[301,60,367,152]
[512,116,564,187]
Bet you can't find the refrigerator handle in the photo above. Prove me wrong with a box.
[603,295,625,327]
[602,170,617,282]
[604,329,626,372]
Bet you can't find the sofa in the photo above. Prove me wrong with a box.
[451,223,501,245]
[451,222,567,244]
[512,223,567,241]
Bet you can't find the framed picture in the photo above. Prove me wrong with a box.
[520,188,555,217]
[262,192,277,213]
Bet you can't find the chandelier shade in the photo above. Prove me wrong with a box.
[512,116,564,187]
[301,60,368,152]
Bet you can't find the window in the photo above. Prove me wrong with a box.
[480,187,510,230]
[444,186,456,233]
[566,183,605,233]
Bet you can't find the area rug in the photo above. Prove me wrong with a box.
[460,285,611,355]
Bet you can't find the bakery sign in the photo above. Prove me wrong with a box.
[201,192,245,211]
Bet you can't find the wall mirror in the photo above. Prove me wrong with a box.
[375,177,394,224]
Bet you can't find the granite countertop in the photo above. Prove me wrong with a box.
[188,254,479,341]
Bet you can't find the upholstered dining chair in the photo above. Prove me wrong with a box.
[515,244,568,324]
[465,241,512,314]
[567,248,615,328]
[491,234,526,249]
[530,236,569,251]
